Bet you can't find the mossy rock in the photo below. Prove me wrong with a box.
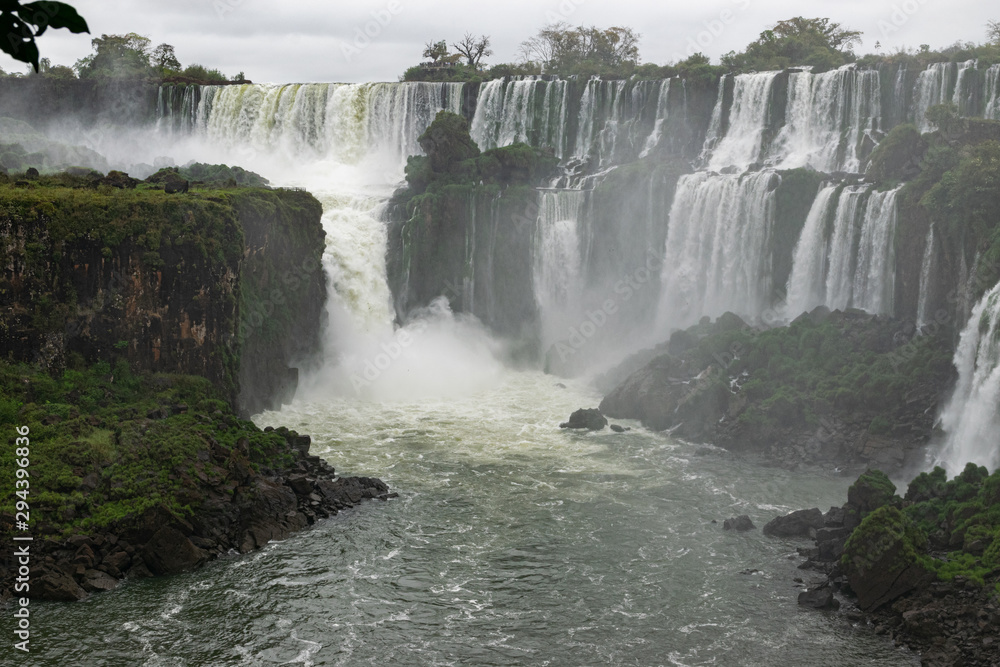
[841,505,932,610]
[847,469,897,517]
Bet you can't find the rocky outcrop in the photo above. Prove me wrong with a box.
[762,508,825,538]
[0,428,393,602]
[600,309,955,469]
[559,408,608,431]
[723,515,755,531]
[0,177,326,415]
[788,467,1000,665]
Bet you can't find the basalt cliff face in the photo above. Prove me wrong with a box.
[0,179,325,415]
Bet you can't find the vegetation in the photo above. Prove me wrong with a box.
[147,163,270,188]
[685,312,954,432]
[721,17,861,72]
[398,111,558,207]
[519,23,640,77]
[0,1,88,71]
[843,465,1000,594]
[0,359,296,537]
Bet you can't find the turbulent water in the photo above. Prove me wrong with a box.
[30,65,1000,663]
[937,283,1000,473]
[31,373,917,666]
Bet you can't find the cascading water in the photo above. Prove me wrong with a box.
[784,185,838,317]
[783,185,900,317]
[770,65,880,173]
[704,72,779,171]
[916,225,936,328]
[936,282,1000,473]
[911,60,977,131]
[985,64,1000,120]
[534,190,586,350]
[656,170,779,330]
[851,188,900,315]
[639,79,671,158]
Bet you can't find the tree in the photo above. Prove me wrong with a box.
[519,23,640,75]
[452,33,492,69]
[75,32,154,78]
[422,39,448,63]
[0,1,89,71]
[151,43,181,73]
[721,17,861,72]
[989,19,1000,45]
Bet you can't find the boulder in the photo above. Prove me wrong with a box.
[35,570,87,601]
[847,469,897,517]
[763,508,825,538]
[141,526,208,575]
[723,515,756,531]
[101,170,138,189]
[164,177,190,194]
[559,408,608,431]
[798,586,840,610]
[841,505,932,611]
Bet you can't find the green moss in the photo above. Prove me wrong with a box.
[0,359,296,539]
[842,505,928,574]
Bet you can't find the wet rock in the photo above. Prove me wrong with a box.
[609,424,631,433]
[798,587,840,610]
[560,408,608,431]
[35,570,87,601]
[141,527,208,575]
[763,508,825,538]
[723,515,756,531]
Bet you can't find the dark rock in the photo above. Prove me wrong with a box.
[35,570,87,601]
[101,170,138,189]
[723,515,756,531]
[559,408,608,431]
[81,569,118,592]
[609,424,630,433]
[763,508,825,538]
[798,587,840,610]
[286,474,314,496]
[164,177,189,194]
[25,166,39,179]
[141,527,208,575]
[847,470,896,518]
[841,506,932,611]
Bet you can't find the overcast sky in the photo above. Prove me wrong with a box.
[1,0,995,83]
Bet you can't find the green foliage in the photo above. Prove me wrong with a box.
[921,140,1000,290]
[401,111,558,204]
[180,64,228,83]
[519,23,641,78]
[842,505,928,574]
[75,32,153,79]
[722,17,861,72]
[867,124,928,183]
[0,360,297,538]
[147,162,269,188]
[0,2,89,71]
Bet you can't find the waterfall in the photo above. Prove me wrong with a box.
[851,188,899,315]
[916,225,936,328]
[784,185,838,317]
[469,78,563,154]
[705,72,779,171]
[193,82,463,165]
[656,170,779,330]
[936,283,1000,473]
[639,79,671,158]
[770,66,880,173]
[985,64,1000,120]
[911,60,976,131]
[699,76,726,162]
[534,190,586,349]
[824,186,869,311]
[785,184,900,317]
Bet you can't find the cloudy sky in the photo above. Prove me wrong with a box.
[1,0,995,82]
